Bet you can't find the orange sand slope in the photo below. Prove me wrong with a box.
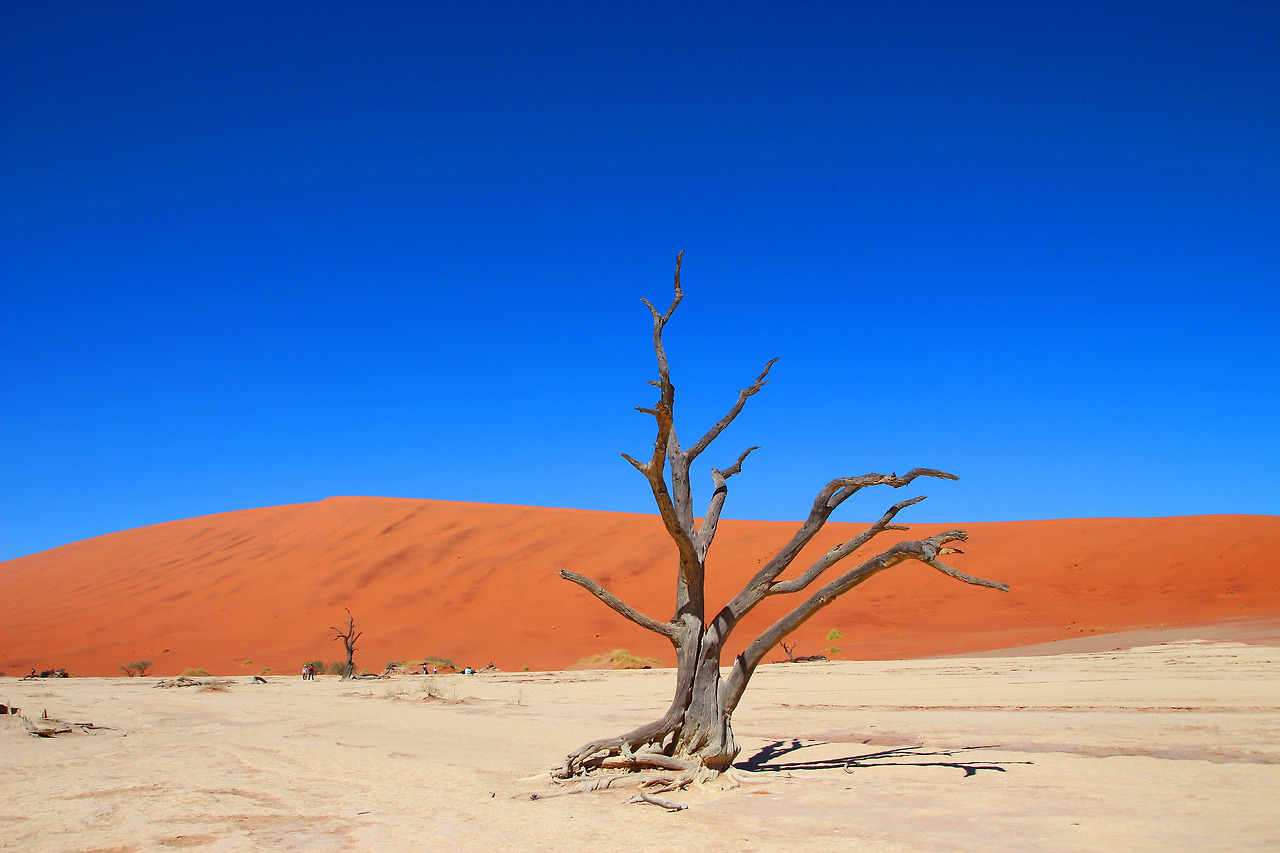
[1,497,1276,676]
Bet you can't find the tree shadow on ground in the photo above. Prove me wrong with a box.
[736,739,1033,778]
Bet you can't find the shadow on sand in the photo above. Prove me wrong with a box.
[736,739,1033,778]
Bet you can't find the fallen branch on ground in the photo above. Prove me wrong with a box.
[19,711,114,738]
[627,792,688,811]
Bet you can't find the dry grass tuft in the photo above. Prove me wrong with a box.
[573,649,662,670]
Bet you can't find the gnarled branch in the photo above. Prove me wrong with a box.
[695,446,760,559]
[721,530,1007,713]
[767,495,927,595]
[714,470,959,630]
[686,358,778,462]
[560,570,679,640]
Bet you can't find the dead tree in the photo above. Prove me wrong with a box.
[556,254,1008,785]
[331,609,361,680]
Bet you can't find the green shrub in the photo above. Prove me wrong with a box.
[119,661,153,677]
[181,667,211,677]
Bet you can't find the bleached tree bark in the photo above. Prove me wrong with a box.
[556,254,1007,783]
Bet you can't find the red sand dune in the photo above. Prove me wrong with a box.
[1,497,1276,676]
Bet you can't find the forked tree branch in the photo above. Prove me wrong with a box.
[717,469,958,620]
[767,495,927,595]
[686,358,778,462]
[694,446,759,558]
[330,609,362,647]
[721,530,1007,713]
[560,570,680,640]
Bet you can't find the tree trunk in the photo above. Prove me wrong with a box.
[672,641,738,772]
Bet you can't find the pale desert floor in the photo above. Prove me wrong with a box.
[2,640,1277,852]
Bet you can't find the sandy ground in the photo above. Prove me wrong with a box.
[2,640,1276,852]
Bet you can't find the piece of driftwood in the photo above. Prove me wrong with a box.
[19,710,114,738]
[774,642,828,664]
[627,792,689,811]
[153,677,233,689]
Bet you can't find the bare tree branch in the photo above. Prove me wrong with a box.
[560,570,679,640]
[686,358,778,462]
[718,446,758,481]
[721,531,1007,713]
[694,446,760,559]
[767,495,927,595]
[718,470,959,621]
[627,253,701,584]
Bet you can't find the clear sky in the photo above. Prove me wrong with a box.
[3,2,1278,561]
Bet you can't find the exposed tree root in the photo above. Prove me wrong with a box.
[627,792,688,811]
[514,771,677,801]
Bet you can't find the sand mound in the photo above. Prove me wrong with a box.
[0,497,1276,675]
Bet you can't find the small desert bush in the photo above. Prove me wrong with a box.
[574,649,662,670]
[181,667,211,677]
[329,661,346,676]
[119,661,153,677]
[419,678,457,701]
[826,629,843,642]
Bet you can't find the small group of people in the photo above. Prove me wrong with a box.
[301,663,318,680]
[421,663,437,675]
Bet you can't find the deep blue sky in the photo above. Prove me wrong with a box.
[3,2,1278,561]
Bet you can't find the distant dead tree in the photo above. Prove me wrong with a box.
[554,254,1009,791]
[118,660,152,677]
[331,609,362,680]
